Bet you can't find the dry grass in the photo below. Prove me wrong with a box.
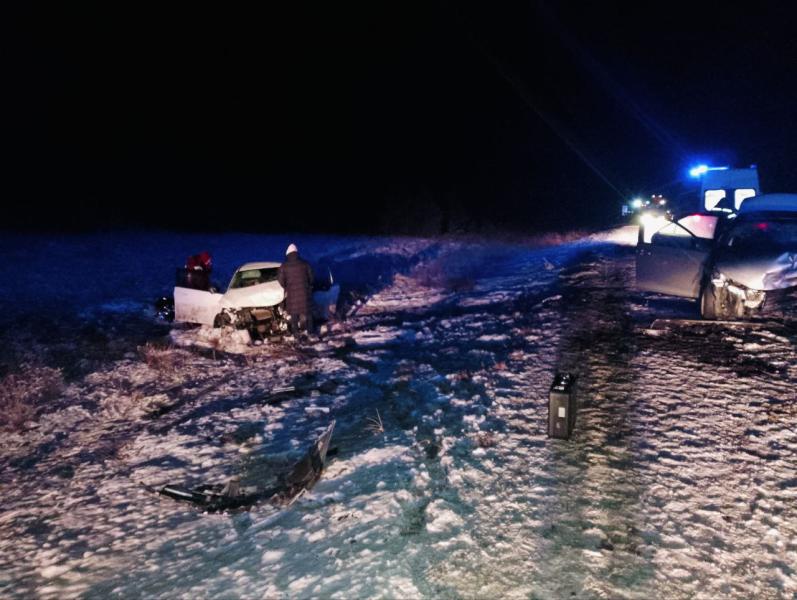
[411,255,476,292]
[449,369,473,383]
[207,335,224,361]
[410,259,447,288]
[473,431,497,448]
[0,365,64,432]
[138,342,178,370]
[521,230,591,247]
[366,409,385,435]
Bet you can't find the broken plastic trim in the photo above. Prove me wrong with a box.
[159,483,260,512]
[156,420,336,512]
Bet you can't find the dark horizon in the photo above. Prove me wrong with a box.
[6,2,797,234]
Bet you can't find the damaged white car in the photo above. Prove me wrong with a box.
[174,261,340,336]
[637,194,797,320]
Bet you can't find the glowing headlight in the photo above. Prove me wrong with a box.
[639,212,668,243]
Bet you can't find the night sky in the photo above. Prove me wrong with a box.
[6,2,797,234]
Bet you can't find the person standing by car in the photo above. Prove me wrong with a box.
[278,243,314,338]
[184,250,212,291]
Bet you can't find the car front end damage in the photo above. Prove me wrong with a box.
[213,305,289,338]
[705,265,797,319]
[172,260,341,342]
[702,249,797,319]
[705,272,767,319]
[213,279,289,338]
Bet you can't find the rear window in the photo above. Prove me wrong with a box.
[229,267,280,289]
[724,219,797,251]
[677,214,718,239]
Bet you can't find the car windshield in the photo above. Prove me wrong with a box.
[228,267,280,289]
[723,218,797,252]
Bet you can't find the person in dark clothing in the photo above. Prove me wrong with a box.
[184,250,212,290]
[278,243,314,337]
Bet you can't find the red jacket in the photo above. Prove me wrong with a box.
[186,251,212,272]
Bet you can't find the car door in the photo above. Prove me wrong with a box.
[173,286,223,325]
[636,217,717,298]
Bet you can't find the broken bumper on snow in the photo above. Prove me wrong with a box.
[155,421,336,512]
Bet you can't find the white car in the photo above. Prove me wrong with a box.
[174,261,340,333]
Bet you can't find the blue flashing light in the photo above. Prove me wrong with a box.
[689,164,730,178]
[631,198,644,209]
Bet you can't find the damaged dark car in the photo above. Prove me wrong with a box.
[636,194,797,320]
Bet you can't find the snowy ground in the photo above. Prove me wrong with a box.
[1,227,796,599]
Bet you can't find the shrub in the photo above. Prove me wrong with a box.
[410,248,480,292]
[474,431,496,448]
[138,342,178,370]
[0,365,64,432]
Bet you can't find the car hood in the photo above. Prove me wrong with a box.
[715,251,797,291]
[220,281,285,308]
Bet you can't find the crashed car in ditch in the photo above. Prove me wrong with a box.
[636,193,797,320]
[173,261,340,336]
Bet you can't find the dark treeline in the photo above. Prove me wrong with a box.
[7,3,797,234]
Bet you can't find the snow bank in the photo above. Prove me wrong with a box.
[170,326,252,354]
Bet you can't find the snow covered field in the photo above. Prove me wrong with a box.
[1,228,796,598]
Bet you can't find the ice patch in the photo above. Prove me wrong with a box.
[40,564,70,579]
[425,499,464,534]
[351,327,408,347]
[477,334,509,343]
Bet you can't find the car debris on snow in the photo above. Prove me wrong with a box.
[152,421,336,512]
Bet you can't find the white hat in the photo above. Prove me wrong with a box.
[286,243,298,255]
